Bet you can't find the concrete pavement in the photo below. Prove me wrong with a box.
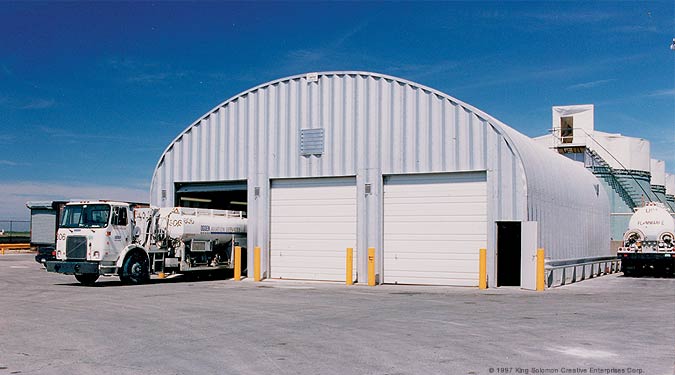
[0,254,673,375]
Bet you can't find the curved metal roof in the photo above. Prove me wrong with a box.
[153,71,523,177]
[152,70,598,202]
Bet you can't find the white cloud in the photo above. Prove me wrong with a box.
[0,181,148,220]
[386,61,459,81]
[105,57,158,71]
[38,126,145,144]
[103,56,190,85]
[0,134,14,145]
[520,11,616,24]
[479,9,617,24]
[595,88,675,107]
[21,99,56,110]
[567,78,616,90]
[647,88,675,97]
[0,160,19,166]
[283,21,369,70]
[127,71,188,84]
[456,54,647,91]
[286,49,326,63]
[611,25,659,34]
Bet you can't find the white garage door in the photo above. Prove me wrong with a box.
[383,173,487,286]
[270,177,357,281]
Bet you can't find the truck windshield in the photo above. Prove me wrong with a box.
[59,204,111,228]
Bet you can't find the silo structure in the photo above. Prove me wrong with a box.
[650,159,668,206]
[666,174,675,212]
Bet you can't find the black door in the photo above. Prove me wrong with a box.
[497,222,521,286]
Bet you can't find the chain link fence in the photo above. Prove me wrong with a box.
[0,220,30,244]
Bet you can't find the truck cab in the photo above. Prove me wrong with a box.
[47,201,147,285]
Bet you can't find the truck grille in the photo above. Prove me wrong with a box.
[66,236,87,260]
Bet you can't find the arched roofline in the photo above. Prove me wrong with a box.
[150,71,525,188]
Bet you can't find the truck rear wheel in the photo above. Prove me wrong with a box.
[120,252,150,285]
[75,274,99,286]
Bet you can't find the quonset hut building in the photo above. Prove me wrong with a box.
[150,72,609,288]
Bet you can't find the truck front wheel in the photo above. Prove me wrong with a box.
[75,274,99,286]
[120,252,150,285]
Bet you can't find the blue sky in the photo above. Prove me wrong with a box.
[0,1,673,219]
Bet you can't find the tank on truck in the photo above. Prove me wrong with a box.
[617,202,675,277]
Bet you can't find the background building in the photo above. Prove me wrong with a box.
[534,105,674,250]
[150,72,609,288]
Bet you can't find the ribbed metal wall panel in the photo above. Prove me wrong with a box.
[499,126,610,259]
[150,71,609,284]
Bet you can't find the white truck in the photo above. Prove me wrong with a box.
[45,201,247,285]
[617,202,675,277]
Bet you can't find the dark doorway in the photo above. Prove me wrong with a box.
[497,221,521,286]
[174,181,247,213]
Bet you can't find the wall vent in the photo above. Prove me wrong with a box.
[300,128,324,156]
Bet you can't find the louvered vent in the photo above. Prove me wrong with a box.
[300,128,324,156]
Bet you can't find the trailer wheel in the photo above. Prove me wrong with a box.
[120,252,150,285]
[75,274,99,286]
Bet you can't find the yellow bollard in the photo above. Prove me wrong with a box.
[367,247,376,286]
[158,272,166,279]
[346,248,354,285]
[254,246,261,282]
[234,246,242,281]
[479,248,487,289]
[536,248,545,291]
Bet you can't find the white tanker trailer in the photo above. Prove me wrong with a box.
[46,201,247,285]
[617,202,675,277]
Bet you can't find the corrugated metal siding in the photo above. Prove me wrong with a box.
[498,127,610,259]
[152,73,514,207]
[150,71,608,281]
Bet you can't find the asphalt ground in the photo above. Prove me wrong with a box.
[0,254,673,375]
